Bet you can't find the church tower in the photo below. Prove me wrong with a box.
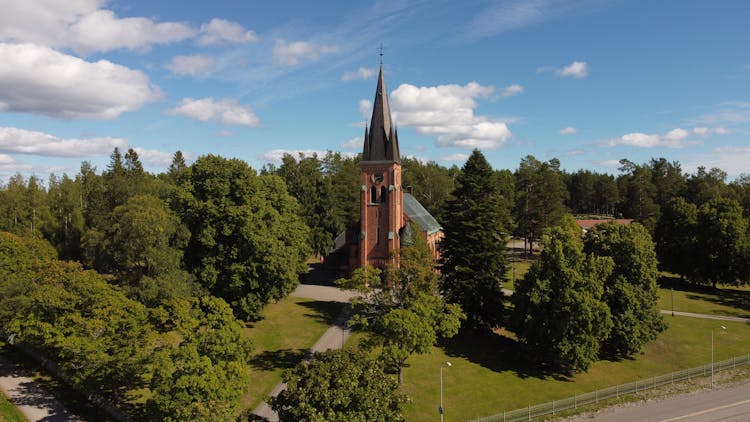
[359,63,403,270]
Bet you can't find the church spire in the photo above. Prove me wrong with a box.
[362,63,400,162]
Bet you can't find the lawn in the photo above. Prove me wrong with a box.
[502,260,533,291]
[400,316,750,422]
[657,275,750,318]
[241,296,343,410]
[0,391,26,422]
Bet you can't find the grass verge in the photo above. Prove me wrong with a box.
[241,296,343,410]
[400,316,750,422]
[657,275,750,318]
[0,390,27,422]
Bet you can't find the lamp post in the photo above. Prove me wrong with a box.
[711,325,726,388]
[440,361,452,422]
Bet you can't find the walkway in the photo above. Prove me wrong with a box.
[0,354,79,421]
[660,310,749,323]
[252,283,357,421]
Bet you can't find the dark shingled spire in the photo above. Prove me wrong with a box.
[362,64,400,162]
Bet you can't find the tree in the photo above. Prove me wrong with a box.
[583,222,666,356]
[511,222,613,372]
[148,296,252,421]
[271,349,407,422]
[694,198,749,288]
[654,197,698,278]
[401,157,455,223]
[514,155,568,253]
[686,166,727,206]
[440,149,510,329]
[323,151,361,231]
[177,154,310,320]
[341,233,463,384]
[617,159,659,231]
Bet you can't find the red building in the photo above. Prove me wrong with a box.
[330,64,443,276]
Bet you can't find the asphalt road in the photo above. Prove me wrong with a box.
[568,380,750,422]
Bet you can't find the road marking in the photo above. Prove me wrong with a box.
[660,398,750,421]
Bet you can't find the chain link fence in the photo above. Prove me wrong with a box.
[470,352,750,422]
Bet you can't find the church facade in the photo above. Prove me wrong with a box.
[329,64,443,276]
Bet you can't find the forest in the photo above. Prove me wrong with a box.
[2,147,750,420]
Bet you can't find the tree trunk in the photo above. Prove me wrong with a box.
[398,362,404,385]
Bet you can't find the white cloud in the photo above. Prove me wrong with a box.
[0,1,196,55]
[273,40,338,65]
[440,153,469,162]
[359,99,373,119]
[467,0,549,39]
[342,67,376,81]
[0,154,32,173]
[499,84,523,97]
[216,130,234,137]
[341,137,362,149]
[0,154,16,164]
[599,159,622,169]
[686,146,750,179]
[168,97,260,127]
[197,18,257,46]
[691,102,750,126]
[0,126,127,157]
[0,43,162,119]
[390,82,512,149]
[133,147,174,167]
[558,61,588,78]
[608,127,701,149]
[165,55,216,76]
[560,127,577,135]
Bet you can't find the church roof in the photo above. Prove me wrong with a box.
[362,64,400,162]
[403,193,442,235]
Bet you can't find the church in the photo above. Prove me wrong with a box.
[329,64,443,276]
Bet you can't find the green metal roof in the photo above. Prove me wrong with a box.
[403,193,442,235]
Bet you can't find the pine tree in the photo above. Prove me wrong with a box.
[439,149,511,329]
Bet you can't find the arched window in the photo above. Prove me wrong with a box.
[380,186,387,203]
[370,186,377,203]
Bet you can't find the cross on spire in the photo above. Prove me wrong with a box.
[378,43,384,65]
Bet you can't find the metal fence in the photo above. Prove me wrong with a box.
[469,352,750,422]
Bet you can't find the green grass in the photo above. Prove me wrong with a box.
[400,317,750,422]
[241,296,343,410]
[0,391,27,422]
[503,260,533,291]
[657,276,750,318]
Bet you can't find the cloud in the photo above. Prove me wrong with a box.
[133,147,175,167]
[0,1,196,55]
[0,43,162,119]
[272,40,338,65]
[342,67,377,81]
[168,97,260,127]
[262,149,354,163]
[359,99,373,119]
[560,127,577,135]
[197,18,257,46]
[690,102,750,126]
[165,55,216,76]
[685,146,750,179]
[0,154,32,173]
[607,127,704,149]
[440,153,469,162]
[499,84,524,97]
[0,126,127,157]
[390,82,512,149]
[341,137,362,149]
[599,159,622,169]
[558,61,588,78]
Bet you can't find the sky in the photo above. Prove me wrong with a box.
[1,0,749,183]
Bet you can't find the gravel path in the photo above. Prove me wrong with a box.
[659,310,749,323]
[0,354,80,421]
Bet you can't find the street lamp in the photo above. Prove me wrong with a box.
[711,325,726,388]
[440,361,452,422]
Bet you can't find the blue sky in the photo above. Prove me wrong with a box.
[1,0,749,182]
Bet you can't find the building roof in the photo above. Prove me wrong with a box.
[576,218,633,230]
[362,64,400,162]
[403,193,442,235]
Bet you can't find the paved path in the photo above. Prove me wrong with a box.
[0,354,79,421]
[660,310,750,323]
[565,379,750,422]
[252,283,357,421]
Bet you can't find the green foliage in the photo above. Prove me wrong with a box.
[511,226,613,372]
[514,155,568,252]
[271,349,407,422]
[694,198,749,287]
[440,149,509,329]
[401,157,456,223]
[583,222,666,357]
[148,296,252,422]
[177,154,310,320]
[654,197,698,277]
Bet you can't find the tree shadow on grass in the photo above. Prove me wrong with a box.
[296,300,344,327]
[658,275,750,318]
[249,349,307,372]
[439,330,573,382]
